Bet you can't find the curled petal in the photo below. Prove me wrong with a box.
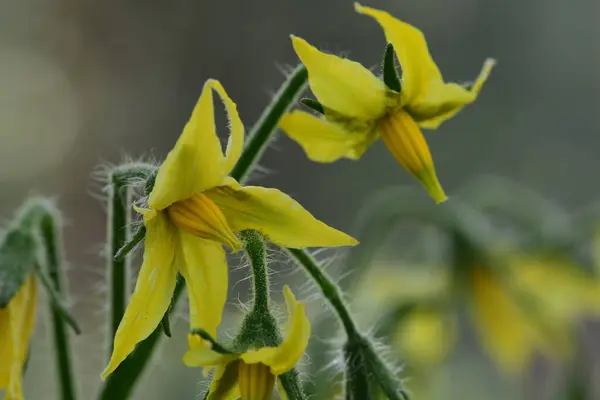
[241,286,310,375]
[205,178,358,248]
[279,110,375,162]
[149,79,243,211]
[178,233,229,337]
[291,35,386,120]
[183,334,236,367]
[103,213,178,378]
[408,59,496,129]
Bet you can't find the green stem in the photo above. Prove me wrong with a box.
[39,211,77,400]
[107,172,131,351]
[240,230,270,313]
[285,249,360,339]
[99,279,186,400]
[230,65,307,183]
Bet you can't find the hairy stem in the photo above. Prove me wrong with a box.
[240,230,270,313]
[39,211,77,400]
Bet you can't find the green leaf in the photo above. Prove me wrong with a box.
[300,98,325,115]
[0,229,37,307]
[382,43,401,93]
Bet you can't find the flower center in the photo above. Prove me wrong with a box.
[378,111,447,203]
[238,361,276,400]
[167,193,242,250]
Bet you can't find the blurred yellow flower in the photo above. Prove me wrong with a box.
[356,255,598,374]
[102,80,357,378]
[0,275,37,400]
[183,286,310,400]
[280,3,495,203]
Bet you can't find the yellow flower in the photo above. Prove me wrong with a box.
[279,3,495,203]
[355,257,591,374]
[183,286,310,400]
[102,80,357,378]
[0,275,37,400]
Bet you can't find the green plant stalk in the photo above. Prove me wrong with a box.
[40,211,77,400]
[285,248,360,339]
[230,64,308,183]
[99,66,307,400]
[240,230,270,313]
[107,172,131,350]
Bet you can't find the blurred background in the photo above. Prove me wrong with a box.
[2,0,600,398]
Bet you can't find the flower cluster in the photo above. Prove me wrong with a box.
[0,3,497,400]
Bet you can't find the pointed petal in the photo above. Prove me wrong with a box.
[355,3,442,104]
[183,334,237,367]
[393,308,454,368]
[178,233,228,337]
[291,35,386,120]
[207,361,241,400]
[149,79,239,211]
[277,379,289,400]
[208,80,245,175]
[241,286,310,375]
[103,213,178,378]
[205,178,358,248]
[408,59,496,129]
[379,111,447,203]
[0,275,37,400]
[279,110,375,163]
[469,268,536,373]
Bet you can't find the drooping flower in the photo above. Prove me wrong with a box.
[103,80,357,377]
[354,256,598,375]
[279,3,495,203]
[0,275,37,400]
[183,286,310,400]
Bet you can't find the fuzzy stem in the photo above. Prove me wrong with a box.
[107,172,131,351]
[240,230,270,313]
[285,248,360,339]
[39,211,77,400]
[230,65,307,183]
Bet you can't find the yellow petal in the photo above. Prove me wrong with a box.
[103,212,178,378]
[183,334,237,367]
[241,286,310,375]
[0,275,37,400]
[148,79,243,211]
[355,3,442,105]
[168,193,242,251]
[279,110,376,163]
[290,35,386,120]
[408,59,496,129]
[178,232,229,337]
[276,379,289,400]
[205,178,358,248]
[393,308,454,368]
[238,361,276,400]
[207,361,242,400]
[379,111,447,203]
[469,268,536,373]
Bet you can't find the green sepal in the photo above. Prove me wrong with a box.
[113,225,146,262]
[300,98,325,115]
[190,329,235,355]
[382,43,402,93]
[33,263,81,334]
[160,311,172,338]
[0,228,37,307]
